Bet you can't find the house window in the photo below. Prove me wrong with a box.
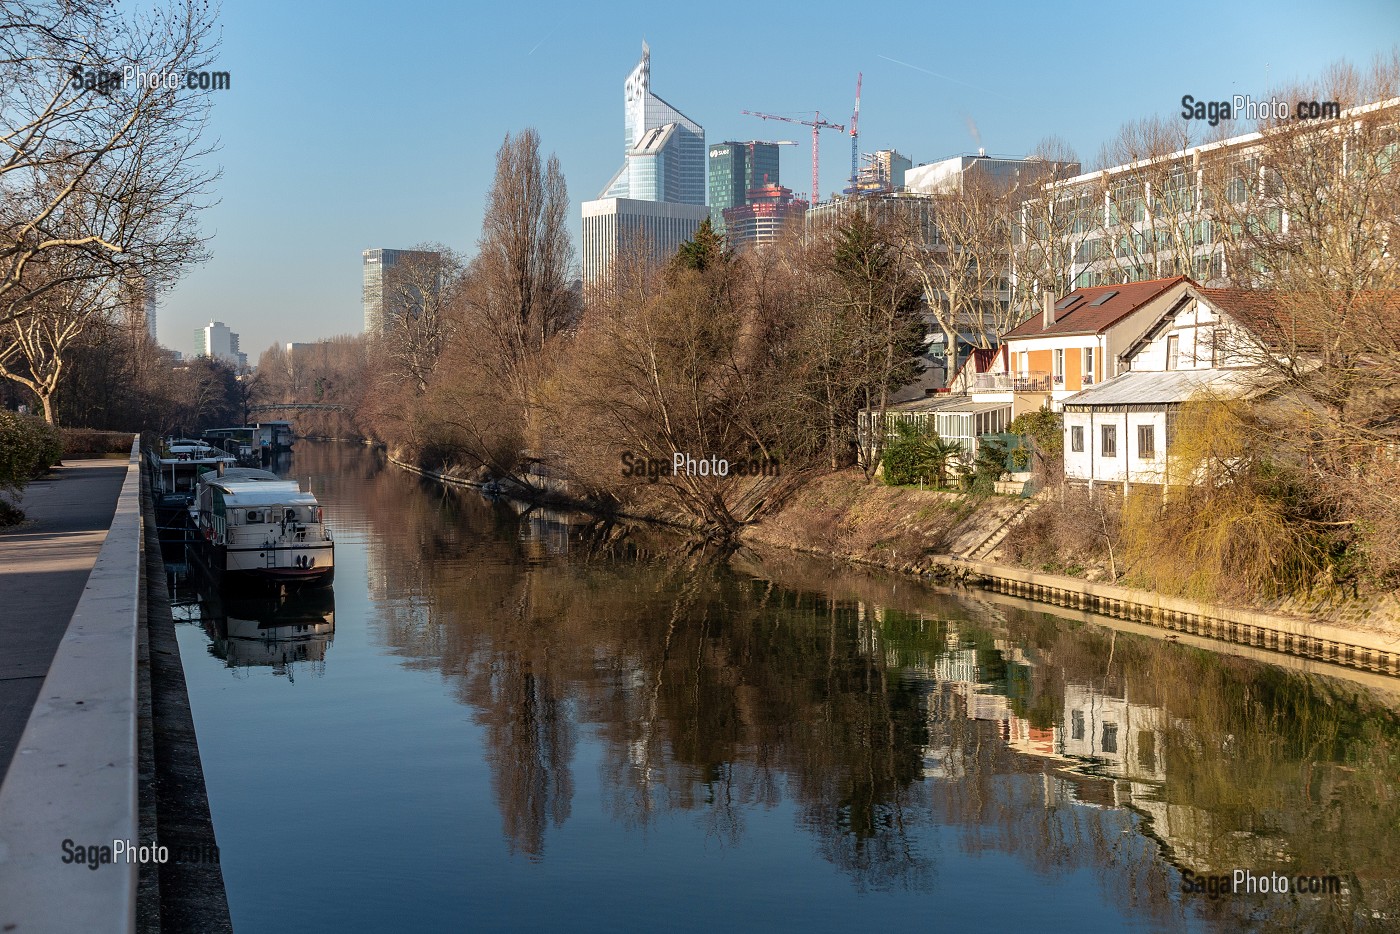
[1102,722,1119,755]
[1072,710,1085,740]
[1053,348,1065,384]
[1138,424,1156,459]
[1166,334,1180,370]
[1102,425,1117,457]
[1071,425,1084,452]
[1082,347,1095,384]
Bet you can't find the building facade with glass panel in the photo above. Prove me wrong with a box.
[708,141,782,235]
[584,44,708,283]
[362,248,440,336]
[581,198,710,286]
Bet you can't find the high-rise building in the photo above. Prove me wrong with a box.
[583,44,708,284]
[194,320,246,368]
[722,183,805,252]
[119,273,158,341]
[708,141,783,235]
[362,248,441,335]
[582,198,711,284]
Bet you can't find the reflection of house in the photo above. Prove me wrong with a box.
[1060,682,1166,784]
[1060,282,1296,489]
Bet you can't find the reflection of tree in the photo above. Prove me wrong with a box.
[470,646,574,859]
[310,441,1400,925]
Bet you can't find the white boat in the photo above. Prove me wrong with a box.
[193,469,334,587]
[151,438,238,511]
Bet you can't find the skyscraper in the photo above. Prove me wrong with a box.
[583,44,708,285]
[362,248,441,335]
[708,141,782,235]
[194,320,246,368]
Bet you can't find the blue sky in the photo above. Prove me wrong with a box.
[161,0,1400,358]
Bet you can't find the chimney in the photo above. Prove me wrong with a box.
[1043,291,1055,329]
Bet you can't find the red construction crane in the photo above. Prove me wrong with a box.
[741,110,845,204]
[849,73,862,194]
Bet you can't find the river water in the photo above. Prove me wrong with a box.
[171,441,1400,933]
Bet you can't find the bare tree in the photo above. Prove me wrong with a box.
[465,129,578,403]
[1201,57,1400,585]
[1,0,218,326]
[0,251,113,422]
[1009,136,1084,321]
[1090,116,1206,284]
[378,244,463,393]
[905,175,1015,350]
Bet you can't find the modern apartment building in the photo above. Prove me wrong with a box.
[362,248,441,336]
[1010,97,1400,297]
[583,44,708,284]
[194,320,246,368]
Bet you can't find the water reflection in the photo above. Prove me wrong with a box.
[220,443,1400,930]
[181,586,335,681]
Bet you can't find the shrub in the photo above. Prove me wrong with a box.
[880,422,962,488]
[58,428,134,456]
[0,411,62,518]
[1118,398,1336,601]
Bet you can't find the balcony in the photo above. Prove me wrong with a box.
[970,371,1058,393]
[970,373,1015,392]
[1012,371,1053,393]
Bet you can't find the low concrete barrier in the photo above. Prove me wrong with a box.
[0,436,142,933]
[932,556,1400,677]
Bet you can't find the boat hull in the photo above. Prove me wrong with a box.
[214,542,335,589]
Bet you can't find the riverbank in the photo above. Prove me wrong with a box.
[381,449,1400,678]
[740,469,1400,674]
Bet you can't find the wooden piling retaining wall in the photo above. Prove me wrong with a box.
[934,558,1400,677]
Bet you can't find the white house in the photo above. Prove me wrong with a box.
[997,276,1191,416]
[1061,283,1283,489]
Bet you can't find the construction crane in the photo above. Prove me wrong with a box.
[849,73,862,194]
[741,110,845,204]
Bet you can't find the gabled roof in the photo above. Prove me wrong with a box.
[1002,276,1190,340]
[947,346,1002,388]
[1195,288,1366,352]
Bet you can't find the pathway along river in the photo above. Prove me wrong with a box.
[171,441,1400,933]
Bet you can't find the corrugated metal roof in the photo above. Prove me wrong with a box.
[884,396,966,414]
[1061,368,1272,408]
[936,400,1014,414]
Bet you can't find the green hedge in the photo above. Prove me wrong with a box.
[0,410,62,501]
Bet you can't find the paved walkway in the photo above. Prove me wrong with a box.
[0,458,127,780]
